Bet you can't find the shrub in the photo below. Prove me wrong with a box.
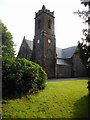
[87,80,90,95]
[2,57,47,98]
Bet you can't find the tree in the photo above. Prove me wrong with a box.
[74,0,90,94]
[0,21,15,58]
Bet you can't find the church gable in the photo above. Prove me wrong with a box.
[17,36,33,60]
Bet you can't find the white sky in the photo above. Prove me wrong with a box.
[0,0,88,55]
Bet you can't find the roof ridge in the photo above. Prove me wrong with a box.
[56,46,77,50]
[62,46,77,50]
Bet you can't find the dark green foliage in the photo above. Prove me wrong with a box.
[78,43,90,75]
[76,1,90,94]
[2,58,47,98]
[87,80,90,93]
[1,21,47,98]
[1,21,15,57]
[78,36,90,94]
[78,43,89,65]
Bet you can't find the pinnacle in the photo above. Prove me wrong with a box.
[42,5,46,10]
[23,36,25,40]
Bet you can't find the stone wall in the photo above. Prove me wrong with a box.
[72,53,87,77]
[57,65,72,78]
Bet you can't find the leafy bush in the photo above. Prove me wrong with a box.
[2,57,47,98]
[87,80,90,95]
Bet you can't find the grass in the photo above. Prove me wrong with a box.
[2,80,88,118]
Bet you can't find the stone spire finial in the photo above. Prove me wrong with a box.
[42,5,46,10]
[23,36,25,40]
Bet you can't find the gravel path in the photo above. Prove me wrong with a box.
[47,77,88,82]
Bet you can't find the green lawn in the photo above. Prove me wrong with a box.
[2,80,88,118]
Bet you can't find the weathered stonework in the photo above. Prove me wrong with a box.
[17,5,87,78]
[33,5,56,78]
[72,53,87,77]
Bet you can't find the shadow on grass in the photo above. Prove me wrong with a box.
[73,94,89,119]
[2,89,40,101]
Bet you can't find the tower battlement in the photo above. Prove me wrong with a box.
[35,5,54,18]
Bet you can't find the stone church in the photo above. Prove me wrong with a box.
[17,5,87,78]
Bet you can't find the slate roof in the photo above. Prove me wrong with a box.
[23,39,77,65]
[25,39,33,50]
[56,46,77,59]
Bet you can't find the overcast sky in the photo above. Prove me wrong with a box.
[0,0,88,55]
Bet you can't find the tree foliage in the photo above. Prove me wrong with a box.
[75,0,90,93]
[1,21,15,57]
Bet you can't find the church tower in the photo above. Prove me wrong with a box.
[33,5,56,78]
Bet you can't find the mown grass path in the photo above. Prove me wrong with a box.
[3,80,88,118]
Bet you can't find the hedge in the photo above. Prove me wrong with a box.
[2,57,47,98]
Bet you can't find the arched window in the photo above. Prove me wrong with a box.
[37,39,40,44]
[48,39,51,44]
[48,19,51,29]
